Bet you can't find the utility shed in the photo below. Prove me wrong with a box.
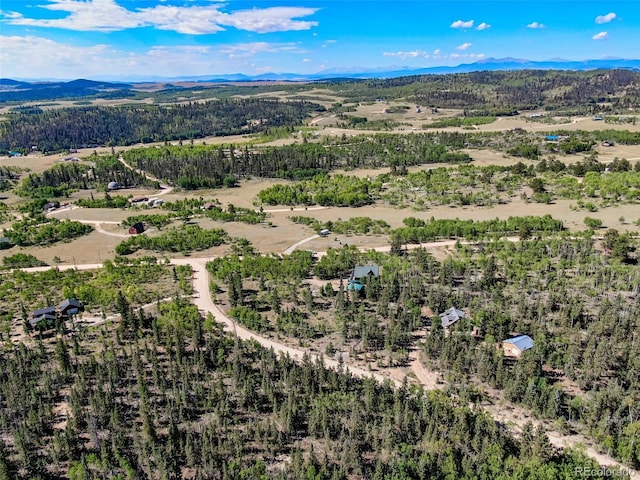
[502,335,534,358]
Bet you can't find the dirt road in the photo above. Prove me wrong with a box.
[13,243,638,475]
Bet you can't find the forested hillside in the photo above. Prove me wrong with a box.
[0,296,609,479]
[118,132,470,188]
[331,69,640,110]
[0,98,322,152]
[206,226,640,470]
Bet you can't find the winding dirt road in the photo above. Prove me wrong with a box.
[14,239,638,475]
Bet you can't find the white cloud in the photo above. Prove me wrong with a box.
[0,35,112,73]
[3,0,319,34]
[383,50,429,60]
[0,34,306,78]
[476,22,491,31]
[222,7,319,34]
[218,42,304,59]
[381,47,484,63]
[302,58,311,63]
[595,12,616,24]
[446,52,485,61]
[527,22,545,29]
[592,31,608,40]
[450,19,474,29]
[456,42,472,51]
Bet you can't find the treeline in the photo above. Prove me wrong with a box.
[380,160,640,210]
[75,193,130,209]
[18,155,155,198]
[257,174,381,206]
[162,198,266,224]
[0,296,604,478]
[329,69,640,111]
[1,253,47,269]
[0,166,21,192]
[119,132,472,187]
[2,215,93,247]
[207,250,314,285]
[122,203,266,229]
[424,116,497,128]
[290,215,390,235]
[391,215,564,244]
[115,225,228,255]
[0,98,320,151]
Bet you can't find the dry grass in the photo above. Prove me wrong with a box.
[2,99,640,266]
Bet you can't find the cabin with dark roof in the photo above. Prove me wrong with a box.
[30,313,57,330]
[129,222,144,235]
[33,306,55,318]
[58,299,84,317]
[0,237,13,250]
[351,264,380,282]
[30,306,56,331]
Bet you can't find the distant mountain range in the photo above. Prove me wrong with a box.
[109,57,640,82]
[2,58,639,102]
[0,78,132,102]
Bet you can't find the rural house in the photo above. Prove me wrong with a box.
[347,264,380,294]
[58,298,84,317]
[439,306,465,328]
[0,237,13,249]
[502,335,534,358]
[30,306,56,330]
[129,222,145,235]
[351,264,380,283]
[43,201,59,212]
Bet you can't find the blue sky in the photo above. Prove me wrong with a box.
[0,0,638,80]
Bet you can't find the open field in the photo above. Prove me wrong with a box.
[2,176,638,267]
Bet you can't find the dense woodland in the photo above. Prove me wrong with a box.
[0,98,321,152]
[18,156,156,198]
[205,221,640,470]
[117,132,471,188]
[331,69,640,111]
[0,295,611,479]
